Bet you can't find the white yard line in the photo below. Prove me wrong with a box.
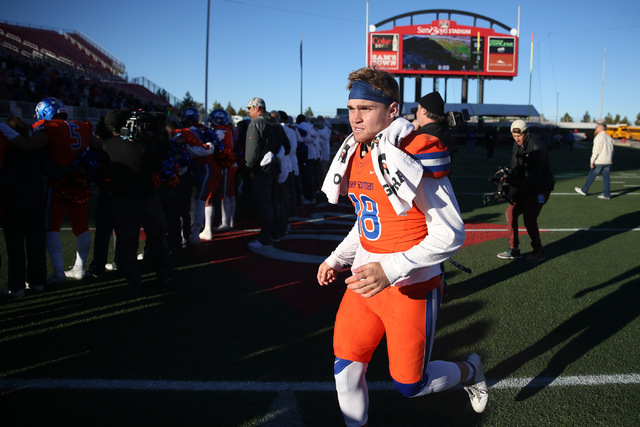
[1,375,639,391]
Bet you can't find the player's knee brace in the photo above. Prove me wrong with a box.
[334,358,369,427]
[334,358,367,393]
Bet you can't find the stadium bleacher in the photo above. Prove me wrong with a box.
[1,21,177,123]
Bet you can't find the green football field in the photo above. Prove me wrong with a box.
[1,139,639,426]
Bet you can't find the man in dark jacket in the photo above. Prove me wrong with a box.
[412,91,458,162]
[244,97,284,249]
[497,120,555,263]
[103,109,178,292]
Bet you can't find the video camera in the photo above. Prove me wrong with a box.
[121,110,166,142]
[483,166,515,206]
[446,109,470,129]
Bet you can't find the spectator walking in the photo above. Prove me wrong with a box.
[575,122,614,200]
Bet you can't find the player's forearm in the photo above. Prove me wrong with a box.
[324,222,360,271]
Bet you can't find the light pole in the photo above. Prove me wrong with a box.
[365,0,369,66]
[599,48,606,121]
[204,0,211,118]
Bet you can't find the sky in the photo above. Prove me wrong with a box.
[3,0,640,123]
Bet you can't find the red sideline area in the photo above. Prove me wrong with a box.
[136,202,536,318]
[461,222,536,247]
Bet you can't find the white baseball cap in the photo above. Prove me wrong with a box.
[510,120,528,134]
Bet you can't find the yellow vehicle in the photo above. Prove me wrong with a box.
[605,125,629,139]
[628,126,640,141]
[605,125,640,140]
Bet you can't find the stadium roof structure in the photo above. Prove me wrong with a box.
[402,102,540,118]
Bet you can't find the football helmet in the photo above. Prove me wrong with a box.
[208,109,229,128]
[182,107,200,123]
[35,97,67,121]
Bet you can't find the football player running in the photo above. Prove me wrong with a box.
[317,67,488,426]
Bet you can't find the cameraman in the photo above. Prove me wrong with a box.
[411,91,458,161]
[497,120,555,263]
[103,108,178,292]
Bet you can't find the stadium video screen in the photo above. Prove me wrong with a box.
[402,34,484,73]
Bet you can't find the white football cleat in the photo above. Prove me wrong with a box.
[199,229,213,240]
[463,353,489,413]
[65,266,89,280]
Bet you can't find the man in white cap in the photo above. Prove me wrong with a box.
[574,122,614,199]
[244,97,285,248]
[497,120,555,263]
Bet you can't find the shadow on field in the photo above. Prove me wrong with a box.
[611,185,640,198]
[446,210,639,301]
[450,210,640,400]
[486,264,640,400]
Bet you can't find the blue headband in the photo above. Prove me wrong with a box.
[349,80,397,105]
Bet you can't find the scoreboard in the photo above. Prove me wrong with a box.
[369,19,518,78]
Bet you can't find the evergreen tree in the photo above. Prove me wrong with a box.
[560,112,573,122]
[180,91,196,109]
[604,113,613,124]
[581,111,591,123]
[212,101,223,110]
[635,113,640,126]
[304,107,314,118]
[613,114,621,124]
[237,108,248,116]
[225,102,236,116]
[620,116,629,125]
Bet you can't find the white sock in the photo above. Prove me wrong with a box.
[75,231,91,269]
[204,205,214,229]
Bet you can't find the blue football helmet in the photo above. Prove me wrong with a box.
[182,107,200,123]
[208,109,229,128]
[35,97,67,121]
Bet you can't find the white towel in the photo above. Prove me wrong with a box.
[322,118,423,216]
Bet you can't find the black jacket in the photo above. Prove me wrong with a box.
[103,135,162,200]
[416,122,458,157]
[510,135,555,194]
[245,113,285,175]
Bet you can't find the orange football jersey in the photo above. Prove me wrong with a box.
[347,147,428,254]
[32,119,93,167]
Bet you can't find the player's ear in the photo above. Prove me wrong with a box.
[388,102,399,118]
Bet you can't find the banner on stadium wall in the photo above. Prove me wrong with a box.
[368,19,518,78]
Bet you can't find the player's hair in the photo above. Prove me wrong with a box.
[346,67,399,103]
[424,109,445,124]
